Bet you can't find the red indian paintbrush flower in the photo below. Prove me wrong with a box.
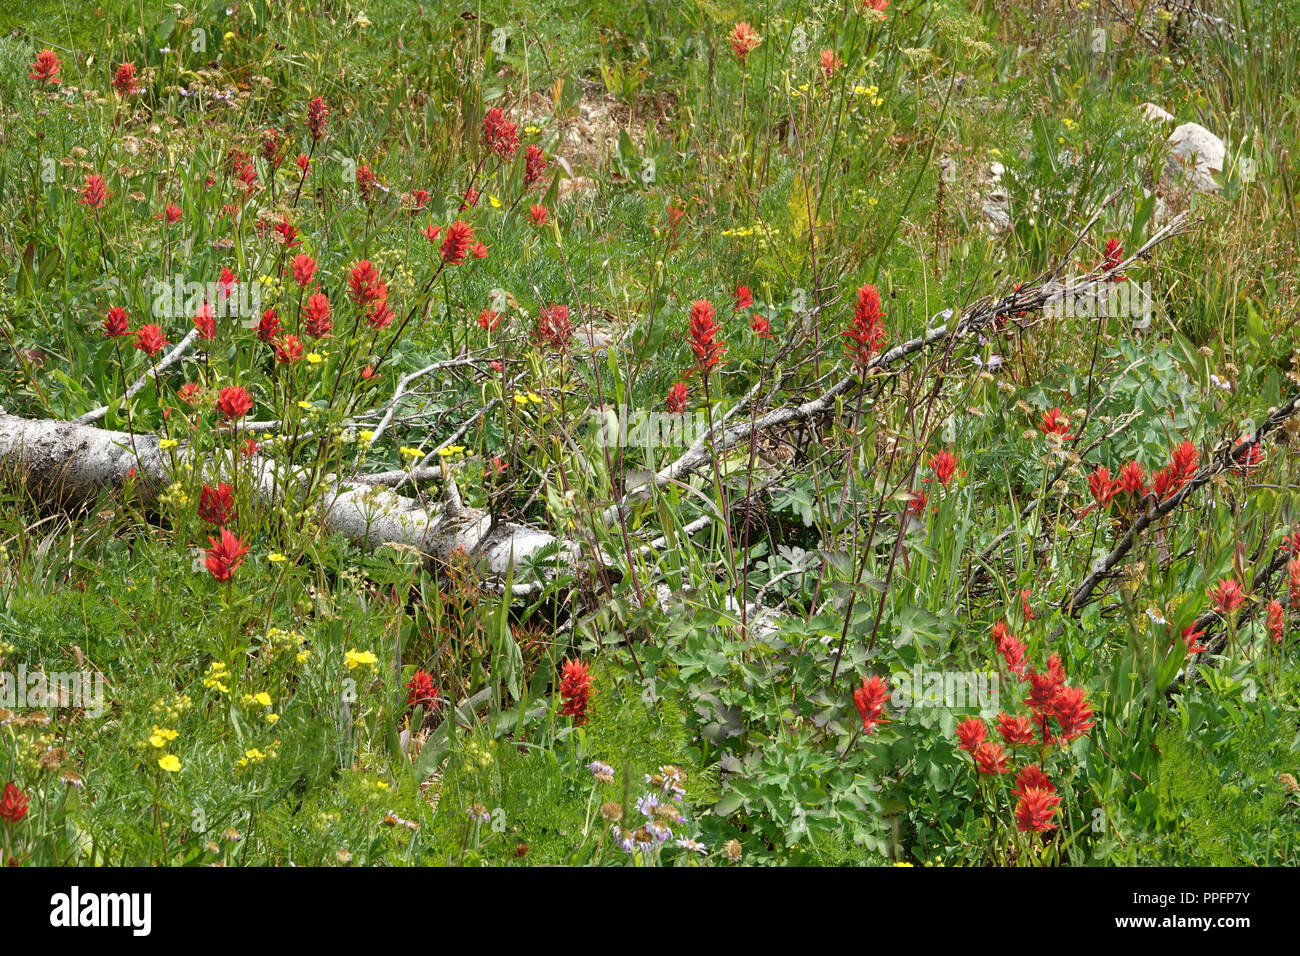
[305,96,329,140]
[158,203,183,225]
[1052,685,1095,742]
[405,670,439,711]
[134,324,168,356]
[204,527,249,581]
[1119,460,1147,497]
[347,260,385,304]
[0,782,29,823]
[291,254,317,288]
[853,675,890,734]
[860,0,890,11]
[274,334,304,364]
[1039,407,1073,440]
[1267,599,1285,644]
[844,284,887,369]
[366,298,394,330]
[477,308,502,332]
[355,163,376,201]
[955,717,987,752]
[535,304,573,351]
[257,308,282,342]
[907,488,928,518]
[303,293,332,337]
[729,22,762,61]
[471,241,489,259]
[1290,557,1300,608]
[80,174,109,209]
[999,633,1029,679]
[1099,238,1127,281]
[971,741,1010,775]
[1015,787,1061,832]
[666,382,689,414]
[688,299,726,373]
[1087,465,1118,505]
[441,221,474,264]
[750,313,773,338]
[198,483,235,525]
[995,712,1036,746]
[558,659,592,723]
[112,62,139,96]
[215,386,253,420]
[28,49,62,86]
[482,108,520,159]
[527,204,549,226]
[927,449,958,487]
[103,306,130,338]
[734,286,754,310]
[524,144,548,186]
[1209,577,1245,615]
[820,49,843,78]
[193,301,216,340]
[1011,764,1055,799]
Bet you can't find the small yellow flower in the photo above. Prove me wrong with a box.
[159,439,178,450]
[266,713,280,724]
[296,649,311,664]
[158,754,181,773]
[359,429,375,442]
[307,352,323,364]
[488,194,502,208]
[436,445,465,457]
[868,197,878,206]
[251,692,272,708]
[298,400,313,410]
[345,649,378,670]
[268,552,287,563]
[400,446,423,459]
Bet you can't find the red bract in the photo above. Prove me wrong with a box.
[159,203,183,225]
[215,386,253,420]
[1169,440,1199,486]
[853,675,890,734]
[843,284,887,369]
[1012,765,1055,799]
[1087,465,1118,505]
[103,306,130,338]
[666,382,689,414]
[198,483,235,525]
[1099,238,1127,281]
[1025,655,1066,715]
[1230,434,1264,474]
[1290,557,1300,608]
[688,299,726,373]
[1180,623,1207,655]
[527,204,549,226]
[347,260,385,304]
[0,782,29,823]
[524,144,548,186]
[461,187,480,210]
[955,717,987,752]
[471,241,489,259]
[972,741,1010,775]
[303,293,332,336]
[995,712,1036,746]
[134,324,168,356]
[305,96,329,140]
[482,108,520,159]
[820,49,843,78]
[28,49,61,86]
[1119,460,1147,497]
[177,382,204,407]
[112,62,139,96]
[257,308,282,342]
[440,221,474,265]
[193,301,216,340]
[291,254,317,288]
[1052,685,1095,742]
[1015,787,1061,832]
[1267,599,1285,644]
[928,449,958,487]
[216,268,237,302]
[80,174,110,209]
[405,670,440,711]
[274,334,304,364]
[356,163,376,201]
[409,188,430,211]
[535,304,573,351]
[999,633,1029,679]
[734,286,754,310]
[749,313,773,338]
[729,21,762,60]
[366,298,394,330]
[558,659,591,723]
[204,526,249,581]
[1039,407,1073,440]
[477,308,502,332]
[1208,577,1245,615]
[861,0,890,11]
[261,127,284,165]
[907,488,929,518]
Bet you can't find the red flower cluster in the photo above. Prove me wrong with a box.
[303,293,332,337]
[257,308,282,342]
[80,174,110,209]
[844,284,887,369]
[1099,238,1128,281]
[688,299,726,373]
[1267,599,1285,644]
[135,324,169,356]
[524,144,548,186]
[204,527,249,581]
[927,449,958,487]
[215,386,253,420]
[292,254,317,288]
[1208,577,1245,616]
[853,675,890,735]
[483,108,520,159]
[28,49,61,86]
[440,220,475,265]
[274,334,304,364]
[103,306,130,338]
[535,304,573,352]
[666,382,689,414]
[749,313,773,338]
[729,22,762,61]
[733,285,753,311]
[193,301,216,340]
[199,483,235,525]
[112,62,139,96]
[1038,407,1073,440]
[305,96,329,140]
[0,782,29,823]
[1150,440,1198,500]
[558,659,592,723]
[405,669,440,711]
[527,204,549,226]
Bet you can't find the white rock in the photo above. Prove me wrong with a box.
[1137,102,1175,124]
[1164,122,1225,193]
